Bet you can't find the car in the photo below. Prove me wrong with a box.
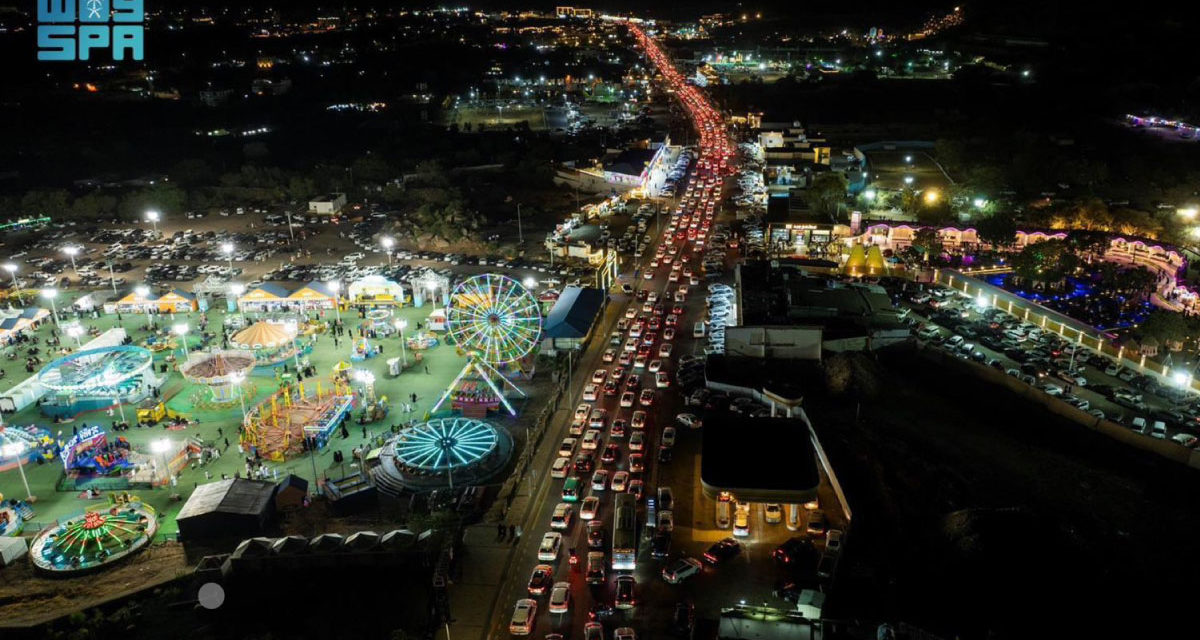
[628,452,645,473]
[601,443,621,464]
[773,536,816,566]
[583,384,599,402]
[551,503,574,530]
[586,551,607,584]
[610,418,627,438]
[655,371,671,388]
[602,348,617,363]
[628,478,645,500]
[551,457,571,478]
[675,413,702,429]
[661,426,677,448]
[561,473,580,499]
[733,502,750,537]
[589,408,607,429]
[574,452,595,474]
[658,509,675,532]
[591,469,610,491]
[603,380,619,396]
[1041,383,1064,396]
[575,404,591,421]
[592,369,608,384]
[583,622,604,640]
[631,411,647,429]
[648,359,663,373]
[661,556,703,584]
[672,602,696,636]
[558,438,577,457]
[611,470,629,492]
[537,532,562,561]
[614,628,637,640]
[825,529,845,554]
[1172,433,1198,448]
[615,575,637,609]
[629,431,645,451]
[806,511,828,536]
[764,503,782,524]
[581,496,601,520]
[509,599,537,635]
[527,564,554,595]
[658,342,674,358]
[582,429,602,450]
[548,582,572,614]
[703,537,742,565]
[639,389,656,406]
[587,519,606,549]
[620,391,636,408]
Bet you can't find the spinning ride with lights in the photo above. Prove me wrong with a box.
[36,346,161,419]
[432,274,542,417]
[240,376,354,462]
[229,321,304,370]
[30,500,158,574]
[371,417,514,493]
[179,350,257,408]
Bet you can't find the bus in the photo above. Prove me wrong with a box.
[612,493,638,571]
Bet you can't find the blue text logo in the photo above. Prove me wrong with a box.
[37,0,144,61]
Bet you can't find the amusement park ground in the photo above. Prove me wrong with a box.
[0,293,518,539]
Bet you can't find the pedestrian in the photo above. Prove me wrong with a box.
[218,427,223,438]
[362,426,367,439]
[509,524,515,540]
[425,365,430,374]
[514,525,522,543]
[224,437,230,449]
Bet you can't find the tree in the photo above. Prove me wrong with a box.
[808,173,848,220]
[1140,309,1193,346]
[911,228,943,259]
[1065,229,1110,257]
[1010,240,1079,283]
[976,213,1018,248]
[20,189,70,216]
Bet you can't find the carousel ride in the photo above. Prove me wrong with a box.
[371,416,514,494]
[179,349,258,409]
[240,376,354,462]
[432,274,542,417]
[229,321,305,371]
[29,498,158,574]
[35,346,161,419]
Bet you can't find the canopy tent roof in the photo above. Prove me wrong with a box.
[231,321,295,349]
[544,286,604,339]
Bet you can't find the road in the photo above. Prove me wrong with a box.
[479,20,739,640]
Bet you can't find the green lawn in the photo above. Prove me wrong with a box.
[0,295,494,537]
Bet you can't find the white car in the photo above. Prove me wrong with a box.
[629,431,645,451]
[591,469,609,491]
[582,429,602,450]
[676,413,702,429]
[509,599,537,636]
[631,410,647,429]
[592,369,608,384]
[550,503,574,530]
[537,532,562,561]
[583,384,599,402]
[581,495,601,520]
[661,557,702,584]
[548,582,571,614]
[558,438,577,457]
[655,371,671,388]
[551,457,571,478]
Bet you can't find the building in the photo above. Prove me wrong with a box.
[542,286,605,351]
[176,478,277,540]
[765,194,852,257]
[110,287,197,314]
[555,6,594,18]
[600,147,665,189]
[308,193,347,215]
[733,260,911,353]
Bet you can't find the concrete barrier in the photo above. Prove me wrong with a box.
[917,346,1198,468]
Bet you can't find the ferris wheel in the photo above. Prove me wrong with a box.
[445,274,542,364]
[433,274,543,417]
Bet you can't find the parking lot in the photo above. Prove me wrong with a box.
[904,285,1200,448]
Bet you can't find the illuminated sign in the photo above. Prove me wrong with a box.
[37,0,144,61]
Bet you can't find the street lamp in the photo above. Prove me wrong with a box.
[523,277,538,291]
[395,319,408,366]
[328,281,342,321]
[135,285,152,327]
[221,242,235,277]
[381,236,395,265]
[63,245,79,274]
[1178,207,1198,221]
[66,323,84,349]
[150,438,171,486]
[231,371,249,425]
[903,175,914,186]
[173,323,190,360]
[41,288,60,326]
[863,189,876,201]
[924,189,940,205]
[973,197,987,209]
[2,441,33,501]
[230,283,246,321]
[1172,369,1192,390]
[146,210,160,235]
[3,263,20,305]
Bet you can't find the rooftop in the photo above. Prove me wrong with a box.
[701,413,820,503]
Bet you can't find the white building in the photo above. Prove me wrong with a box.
[308,193,347,215]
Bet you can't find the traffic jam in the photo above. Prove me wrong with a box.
[506,20,737,640]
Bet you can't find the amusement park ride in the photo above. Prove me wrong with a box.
[432,274,543,417]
